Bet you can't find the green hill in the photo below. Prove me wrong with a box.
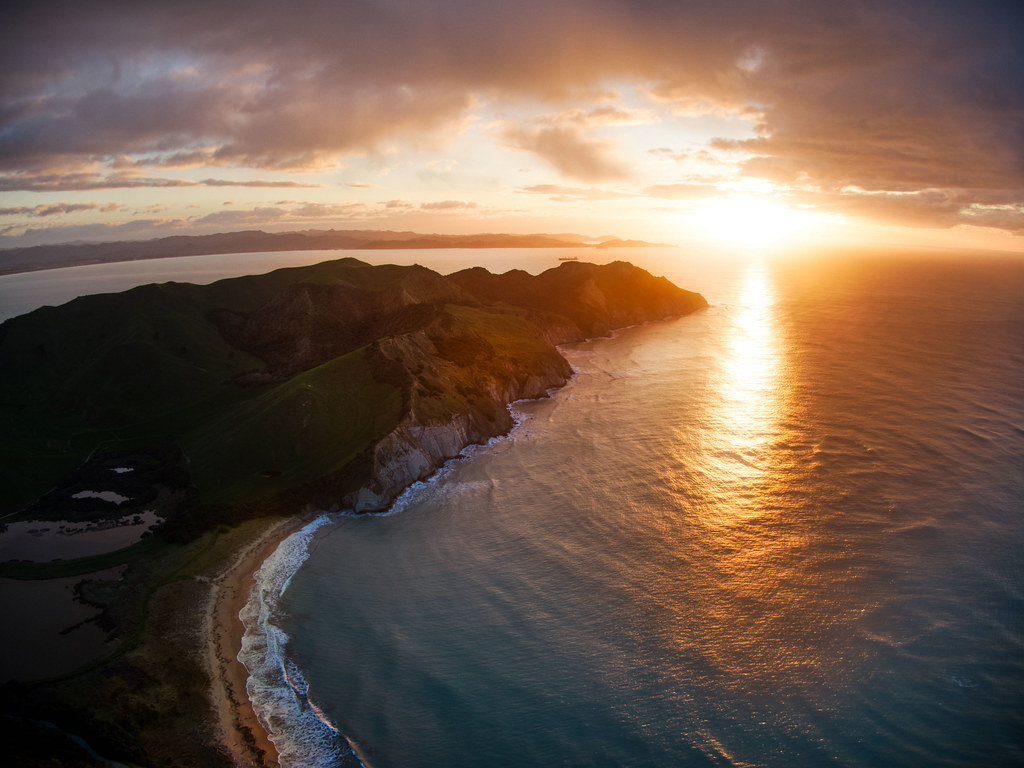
[0,258,707,533]
[0,256,706,767]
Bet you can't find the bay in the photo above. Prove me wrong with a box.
[4,242,1021,766]
[270,247,1024,767]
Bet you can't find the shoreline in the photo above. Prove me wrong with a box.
[196,330,645,767]
[204,399,563,767]
[204,515,314,768]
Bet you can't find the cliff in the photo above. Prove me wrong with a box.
[0,258,706,534]
[0,257,706,767]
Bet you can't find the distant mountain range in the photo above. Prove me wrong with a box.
[0,229,673,275]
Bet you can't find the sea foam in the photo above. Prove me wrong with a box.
[238,514,354,768]
[238,393,563,766]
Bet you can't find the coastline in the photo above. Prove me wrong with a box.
[205,515,313,768]
[207,396,568,768]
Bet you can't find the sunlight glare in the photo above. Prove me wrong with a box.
[688,195,818,245]
[692,260,787,527]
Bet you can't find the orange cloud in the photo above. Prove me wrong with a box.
[503,124,629,182]
[518,185,633,202]
[1,0,1021,236]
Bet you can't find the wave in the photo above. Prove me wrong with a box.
[236,396,553,766]
[238,514,357,768]
[237,382,575,766]
[363,396,555,518]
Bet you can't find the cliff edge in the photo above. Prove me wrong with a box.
[0,258,707,535]
[0,256,706,767]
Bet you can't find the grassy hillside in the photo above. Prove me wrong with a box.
[0,258,447,517]
[0,257,705,527]
[0,256,707,767]
[181,347,402,505]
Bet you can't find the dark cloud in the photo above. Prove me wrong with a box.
[0,172,323,192]
[0,202,109,217]
[1,0,1022,233]
[786,187,1024,234]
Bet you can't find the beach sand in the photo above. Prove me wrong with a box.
[204,515,312,768]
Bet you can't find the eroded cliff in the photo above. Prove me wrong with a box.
[0,257,706,533]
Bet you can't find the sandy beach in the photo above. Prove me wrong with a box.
[204,515,313,768]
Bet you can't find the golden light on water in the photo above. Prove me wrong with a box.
[723,263,779,424]
[675,261,852,693]
[704,259,786,520]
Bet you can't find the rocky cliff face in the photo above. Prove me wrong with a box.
[347,343,571,513]
[0,257,705,530]
[296,261,708,515]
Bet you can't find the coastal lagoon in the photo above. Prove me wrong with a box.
[3,245,1022,766]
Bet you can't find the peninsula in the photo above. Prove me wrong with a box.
[0,258,705,766]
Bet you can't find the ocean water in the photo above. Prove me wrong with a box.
[7,244,1020,766]
[243,247,1024,768]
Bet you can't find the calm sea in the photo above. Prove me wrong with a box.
[239,246,1024,768]
[4,245,1022,767]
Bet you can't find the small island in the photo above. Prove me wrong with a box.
[0,257,705,766]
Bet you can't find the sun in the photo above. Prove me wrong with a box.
[687,194,821,246]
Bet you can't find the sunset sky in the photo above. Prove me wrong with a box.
[1,0,1022,252]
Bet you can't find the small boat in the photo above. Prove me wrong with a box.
[558,255,579,261]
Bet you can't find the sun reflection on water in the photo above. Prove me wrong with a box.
[664,259,858,694]
[703,259,786,522]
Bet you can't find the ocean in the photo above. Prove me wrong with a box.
[3,244,1021,766]
[237,246,1024,767]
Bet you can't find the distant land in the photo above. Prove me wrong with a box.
[0,257,704,767]
[0,229,673,276]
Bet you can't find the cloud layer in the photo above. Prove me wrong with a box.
[1,0,1022,238]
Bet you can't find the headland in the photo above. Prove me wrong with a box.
[0,257,705,766]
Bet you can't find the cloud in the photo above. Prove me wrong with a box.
[557,105,658,127]
[500,103,648,182]
[0,173,193,192]
[0,170,325,192]
[0,202,112,218]
[198,178,326,188]
[785,187,1024,233]
[503,124,629,182]
[419,200,480,211]
[643,183,722,200]
[1,1,1022,234]
[517,185,633,202]
[1,218,188,247]
[0,197,500,247]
